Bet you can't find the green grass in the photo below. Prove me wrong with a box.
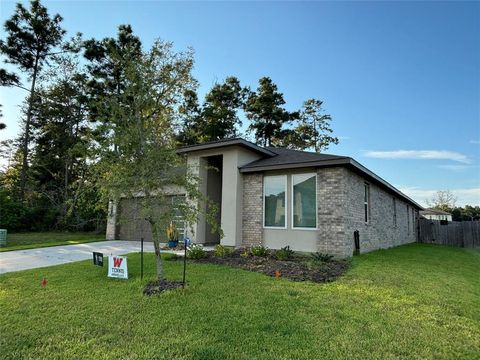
[0,244,479,359]
[0,232,105,252]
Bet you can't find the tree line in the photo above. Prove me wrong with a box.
[0,0,338,233]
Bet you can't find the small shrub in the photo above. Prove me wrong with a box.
[251,245,269,257]
[213,244,232,258]
[311,252,334,263]
[240,249,249,258]
[275,246,294,260]
[162,253,178,261]
[187,244,206,259]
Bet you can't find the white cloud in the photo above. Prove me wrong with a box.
[398,187,480,207]
[437,164,475,172]
[364,150,471,164]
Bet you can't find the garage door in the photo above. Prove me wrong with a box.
[116,196,186,242]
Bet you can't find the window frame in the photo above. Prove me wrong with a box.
[291,173,318,230]
[364,183,370,223]
[263,175,288,229]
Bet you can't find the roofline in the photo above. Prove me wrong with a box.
[176,138,277,157]
[240,157,423,209]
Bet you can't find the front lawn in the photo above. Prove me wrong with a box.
[0,244,479,359]
[0,231,105,252]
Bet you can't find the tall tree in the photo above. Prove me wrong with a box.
[426,190,457,211]
[98,39,218,281]
[275,98,338,152]
[177,89,202,145]
[83,24,142,147]
[245,77,299,147]
[0,0,66,197]
[29,53,95,229]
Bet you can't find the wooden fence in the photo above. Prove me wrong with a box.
[418,219,480,248]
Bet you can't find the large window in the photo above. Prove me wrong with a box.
[264,176,287,228]
[292,173,317,229]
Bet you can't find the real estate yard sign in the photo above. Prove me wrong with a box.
[108,255,128,279]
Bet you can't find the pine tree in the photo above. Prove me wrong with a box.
[244,77,298,147]
[0,0,65,196]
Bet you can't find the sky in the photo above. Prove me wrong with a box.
[0,0,479,206]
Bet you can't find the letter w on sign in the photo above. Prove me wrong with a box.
[113,257,123,267]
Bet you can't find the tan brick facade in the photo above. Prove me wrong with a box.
[241,167,418,257]
[242,173,264,247]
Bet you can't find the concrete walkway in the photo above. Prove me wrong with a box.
[0,240,212,274]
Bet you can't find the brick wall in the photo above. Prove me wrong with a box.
[341,169,417,256]
[241,167,418,257]
[242,173,264,247]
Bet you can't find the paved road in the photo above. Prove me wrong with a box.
[0,241,156,274]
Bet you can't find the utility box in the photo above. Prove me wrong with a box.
[0,229,7,247]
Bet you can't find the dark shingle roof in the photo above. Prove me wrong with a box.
[240,147,348,171]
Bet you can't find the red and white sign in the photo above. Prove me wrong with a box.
[108,255,128,279]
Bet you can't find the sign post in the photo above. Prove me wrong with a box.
[93,252,104,267]
[108,255,128,279]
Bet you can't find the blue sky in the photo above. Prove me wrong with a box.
[1,1,479,205]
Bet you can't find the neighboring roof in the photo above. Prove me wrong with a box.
[420,208,452,215]
[176,138,276,157]
[176,138,422,209]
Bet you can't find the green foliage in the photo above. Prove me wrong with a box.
[1,245,479,358]
[275,246,294,260]
[240,249,249,258]
[311,252,334,263]
[245,77,299,147]
[0,188,29,231]
[250,245,269,257]
[213,244,232,258]
[187,244,206,259]
[162,253,178,261]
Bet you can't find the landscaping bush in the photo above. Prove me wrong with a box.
[275,246,294,260]
[213,244,232,258]
[250,245,269,257]
[311,252,334,263]
[187,244,206,259]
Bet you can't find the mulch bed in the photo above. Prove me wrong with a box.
[143,280,184,296]
[192,250,349,283]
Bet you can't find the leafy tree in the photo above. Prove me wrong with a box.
[83,24,142,145]
[29,53,98,230]
[426,190,457,212]
[177,77,247,145]
[0,0,66,197]
[245,77,299,147]
[176,89,202,145]
[97,39,218,281]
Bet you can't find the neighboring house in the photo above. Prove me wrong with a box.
[420,209,453,222]
[106,138,422,257]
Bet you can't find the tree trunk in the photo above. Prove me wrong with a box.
[20,56,40,199]
[151,223,164,281]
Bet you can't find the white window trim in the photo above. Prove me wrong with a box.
[291,173,318,230]
[263,175,288,229]
[364,183,370,224]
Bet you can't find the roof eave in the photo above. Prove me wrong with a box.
[176,139,277,157]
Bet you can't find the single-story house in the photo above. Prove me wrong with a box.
[106,138,422,257]
[420,208,453,222]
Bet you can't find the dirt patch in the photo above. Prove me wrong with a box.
[143,280,184,296]
[192,250,349,283]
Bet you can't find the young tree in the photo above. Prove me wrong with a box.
[0,0,66,197]
[426,190,457,211]
[245,77,299,147]
[98,39,217,281]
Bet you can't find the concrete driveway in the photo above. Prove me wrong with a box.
[0,240,157,274]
